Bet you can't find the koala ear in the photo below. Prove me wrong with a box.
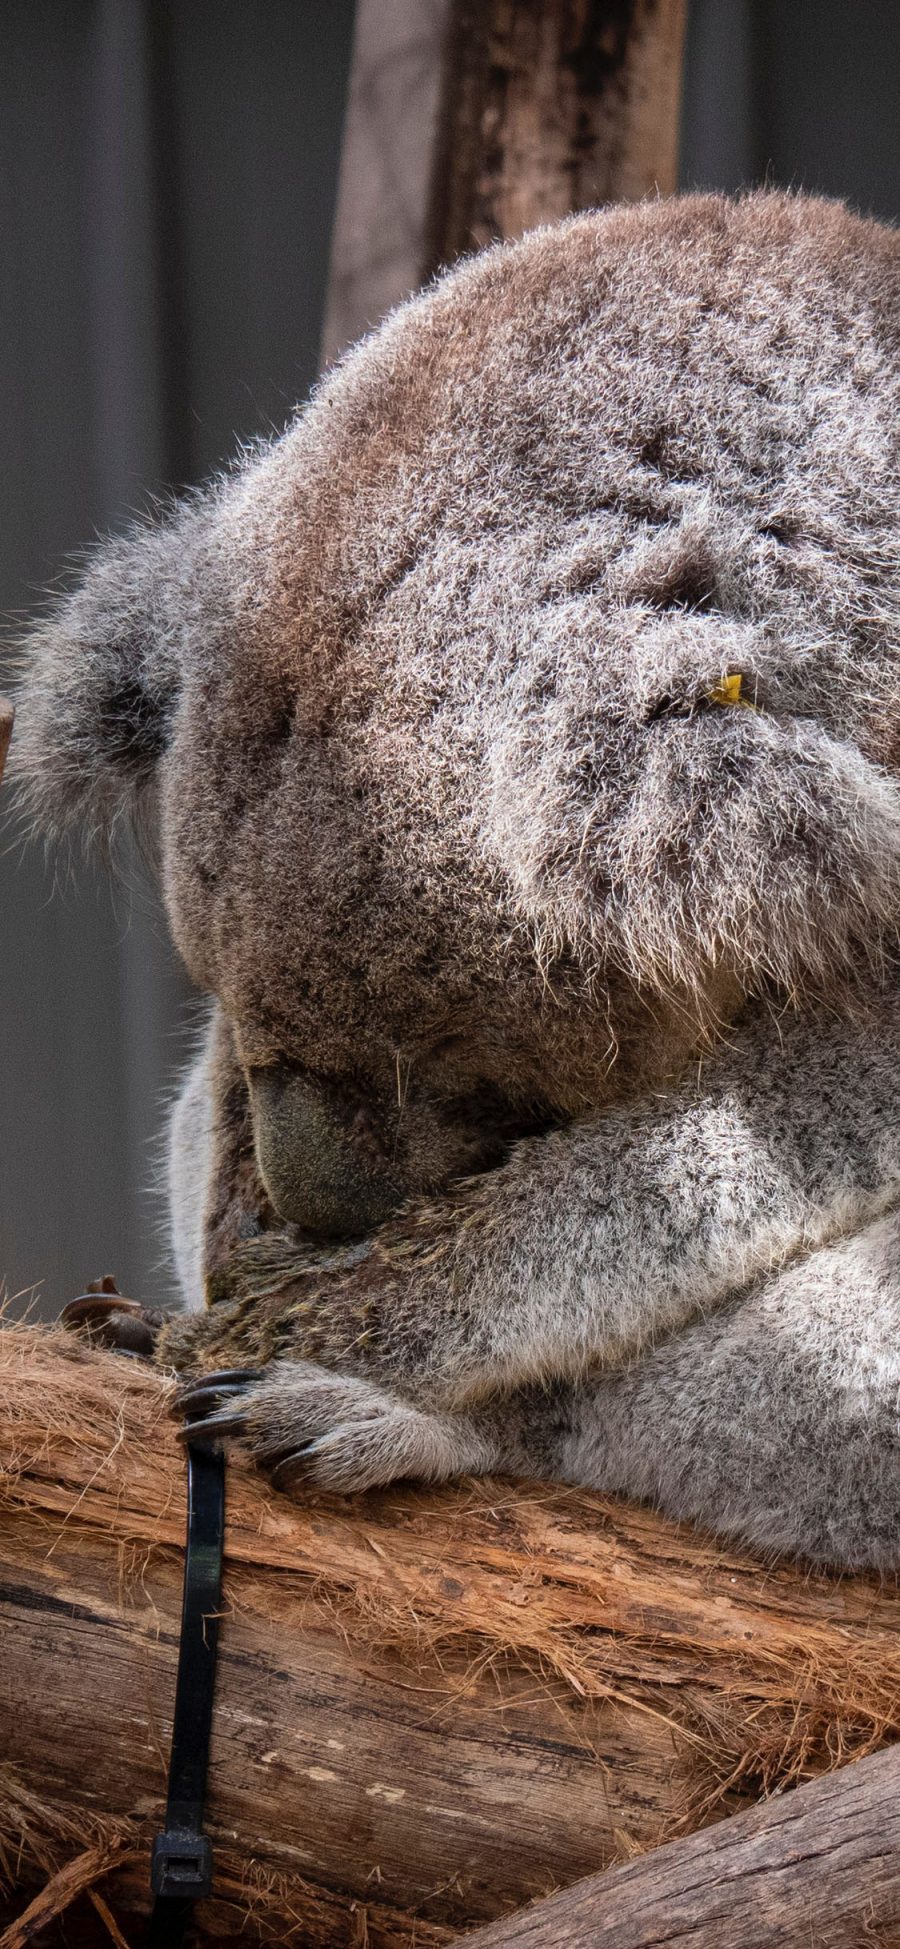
[12,509,194,850]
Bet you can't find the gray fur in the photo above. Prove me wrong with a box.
[13,192,900,1567]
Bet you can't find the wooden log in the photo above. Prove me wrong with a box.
[463,1745,900,1947]
[322,0,688,362]
[1,1319,899,1947]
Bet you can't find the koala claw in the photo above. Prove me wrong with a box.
[171,1360,490,1496]
[267,1447,318,1491]
[173,1368,263,1433]
[61,1280,165,1359]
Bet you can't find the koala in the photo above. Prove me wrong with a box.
[15,191,900,1570]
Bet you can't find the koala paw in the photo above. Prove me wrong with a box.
[61,1278,167,1359]
[172,1360,489,1495]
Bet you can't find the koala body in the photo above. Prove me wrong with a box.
[17,192,900,1568]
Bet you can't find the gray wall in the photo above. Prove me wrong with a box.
[681,0,900,210]
[1,1,898,1318]
[0,0,356,1314]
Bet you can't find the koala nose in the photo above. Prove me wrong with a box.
[247,1065,402,1238]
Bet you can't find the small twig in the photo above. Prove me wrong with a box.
[0,1839,134,1949]
[87,1886,134,1949]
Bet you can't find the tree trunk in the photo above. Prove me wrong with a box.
[426,0,689,267]
[0,698,13,789]
[1,1320,898,1946]
[464,1745,900,1947]
[322,0,688,362]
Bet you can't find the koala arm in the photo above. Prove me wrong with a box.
[164,987,900,1408]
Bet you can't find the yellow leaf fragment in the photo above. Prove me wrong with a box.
[707,672,748,708]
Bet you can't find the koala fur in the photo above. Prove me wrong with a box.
[14,191,900,1569]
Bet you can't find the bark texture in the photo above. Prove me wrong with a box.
[0,1320,898,1947]
[426,0,689,267]
[464,1743,900,1948]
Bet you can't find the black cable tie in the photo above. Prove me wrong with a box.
[148,1430,226,1946]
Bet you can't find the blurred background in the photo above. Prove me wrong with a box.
[2,0,899,1318]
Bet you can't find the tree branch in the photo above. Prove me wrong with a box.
[463,1744,900,1948]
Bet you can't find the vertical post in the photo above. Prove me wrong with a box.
[322,0,688,363]
[426,0,688,269]
[0,698,13,788]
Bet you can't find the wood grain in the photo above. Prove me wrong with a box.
[426,0,689,270]
[463,1744,900,1947]
[1,1321,898,1946]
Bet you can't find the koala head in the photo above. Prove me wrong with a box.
[15,192,900,1248]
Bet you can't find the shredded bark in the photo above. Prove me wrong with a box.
[1,1316,898,1944]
